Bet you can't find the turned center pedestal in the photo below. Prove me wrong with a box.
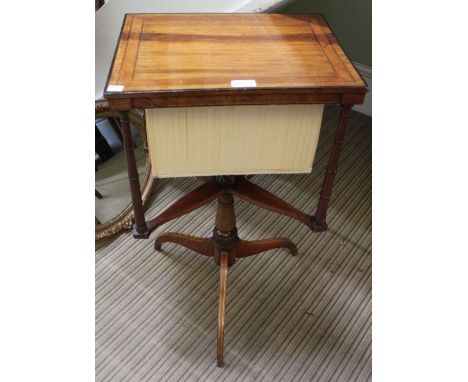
[153,176,301,366]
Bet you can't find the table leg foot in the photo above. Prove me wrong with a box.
[154,232,214,257]
[309,215,328,232]
[237,238,298,257]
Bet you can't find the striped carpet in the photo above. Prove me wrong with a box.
[96,106,372,382]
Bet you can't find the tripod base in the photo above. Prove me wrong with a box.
[151,176,314,366]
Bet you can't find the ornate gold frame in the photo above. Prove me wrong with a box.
[95,101,155,241]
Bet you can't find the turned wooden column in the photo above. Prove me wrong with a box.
[314,104,352,228]
[120,111,149,238]
[213,191,237,367]
[213,192,238,267]
[216,252,228,367]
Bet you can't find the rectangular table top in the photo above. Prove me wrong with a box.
[104,14,366,108]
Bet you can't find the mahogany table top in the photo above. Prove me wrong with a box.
[104,13,366,108]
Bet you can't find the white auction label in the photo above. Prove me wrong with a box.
[107,85,124,92]
[230,80,257,88]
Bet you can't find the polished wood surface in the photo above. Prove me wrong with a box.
[105,14,366,107]
[237,238,298,258]
[217,252,228,367]
[154,233,213,257]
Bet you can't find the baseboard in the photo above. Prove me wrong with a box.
[352,62,372,116]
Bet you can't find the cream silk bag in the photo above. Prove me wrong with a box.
[146,104,324,178]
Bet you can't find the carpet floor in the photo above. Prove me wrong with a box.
[96,106,372,382]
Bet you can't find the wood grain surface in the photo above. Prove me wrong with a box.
[105,14,366,107]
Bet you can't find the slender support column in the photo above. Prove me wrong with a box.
[212,193,238,267]
[120,111,149,238]
[213,192,237,367]
[217,252,228,367]
[313,104,352,229]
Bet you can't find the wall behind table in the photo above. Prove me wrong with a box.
[278,0,372,115]
[278,0,371,65]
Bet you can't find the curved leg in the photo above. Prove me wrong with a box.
[154,232,214,257]
[230,178,314,230]
[217,252,228,367]
[237,238,298,258]
[146,182,222,233]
